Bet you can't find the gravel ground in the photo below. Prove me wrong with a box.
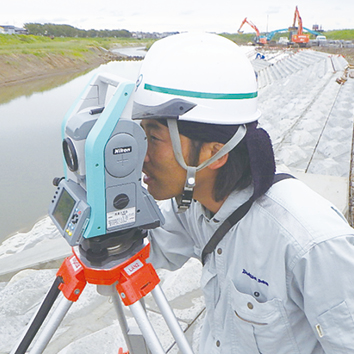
[312,46,354,65]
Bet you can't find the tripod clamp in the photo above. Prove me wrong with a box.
[58,242,159,306]
[11,241,194,354]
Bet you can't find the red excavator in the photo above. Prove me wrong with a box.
[289,6,309,45]
[238,17,268,45]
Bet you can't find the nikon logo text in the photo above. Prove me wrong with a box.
[113,146,132,155]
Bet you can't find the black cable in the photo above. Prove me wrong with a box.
[13,276,63,354]
[201,173,295,266]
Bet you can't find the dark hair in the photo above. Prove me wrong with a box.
[160,119,252,202]
[187,137,251,201]
[213,139,252,201]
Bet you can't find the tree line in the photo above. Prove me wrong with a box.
[24,23,132,38]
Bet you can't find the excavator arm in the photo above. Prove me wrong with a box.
[238,17,260,37]
[237,17,267,44]
[292,6,303,35]
[289,6,309,44]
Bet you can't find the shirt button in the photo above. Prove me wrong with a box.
[247,302,254,310]
[216,340,221,347]
[217,248,222,255]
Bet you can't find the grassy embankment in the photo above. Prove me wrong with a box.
[0,34,153,86]
[1,30,353,87]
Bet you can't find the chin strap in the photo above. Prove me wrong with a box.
[167,119,247,213]
[175,165,197,213]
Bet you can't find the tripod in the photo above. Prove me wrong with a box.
[11,238,194,354]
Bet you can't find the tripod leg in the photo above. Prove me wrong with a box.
[11,276,63,354]
[111,287,134,354]
[29,295,73,354]
[97,285,151,354]
[152,285,194,354]
[129,301,165,354]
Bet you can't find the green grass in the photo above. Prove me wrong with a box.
[0,30,352,59]
[221,33,256,45]
[0,34,154,57]
[322,29,354,40]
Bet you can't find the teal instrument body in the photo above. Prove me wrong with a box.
[49,73,163,245]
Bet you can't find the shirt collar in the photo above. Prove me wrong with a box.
[196,184,254,223]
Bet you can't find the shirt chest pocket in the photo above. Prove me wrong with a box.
[229,281,300,354]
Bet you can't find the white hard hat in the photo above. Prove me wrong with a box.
[132,32,261,124]
[132,32,262,212]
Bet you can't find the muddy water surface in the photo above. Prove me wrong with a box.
[0,59,142,242]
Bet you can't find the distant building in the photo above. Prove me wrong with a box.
[312,24,324,33]
[0,25,28,35]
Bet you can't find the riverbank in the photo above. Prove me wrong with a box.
[0,46,144,87]
[0,35,151,87]
[0,47,107,86]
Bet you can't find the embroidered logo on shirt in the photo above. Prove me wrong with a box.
[242,269,269,286]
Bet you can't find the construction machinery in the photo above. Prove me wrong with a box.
[289,6,309,45]
[265,26,320,45]
[238,17,267,45]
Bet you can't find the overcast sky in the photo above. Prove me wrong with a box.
[1,0,353,34]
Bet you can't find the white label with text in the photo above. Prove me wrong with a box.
[70,256,82,272]
[124,259,144,276]
[107,207,135,228]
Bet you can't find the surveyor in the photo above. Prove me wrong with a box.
[132,32,354,353]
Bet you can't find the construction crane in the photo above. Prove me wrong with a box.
[238,17,267,45]
[289,6,309,45]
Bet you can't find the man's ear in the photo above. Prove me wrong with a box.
[203,142,229,170]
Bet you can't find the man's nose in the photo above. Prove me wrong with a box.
[143,151,150,163]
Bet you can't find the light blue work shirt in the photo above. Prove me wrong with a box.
[148,178,354,353]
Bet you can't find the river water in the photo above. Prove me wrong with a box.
[0,48,144,242]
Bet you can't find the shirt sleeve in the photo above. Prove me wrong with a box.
[290,235,354,353]
[147,199,197,271]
